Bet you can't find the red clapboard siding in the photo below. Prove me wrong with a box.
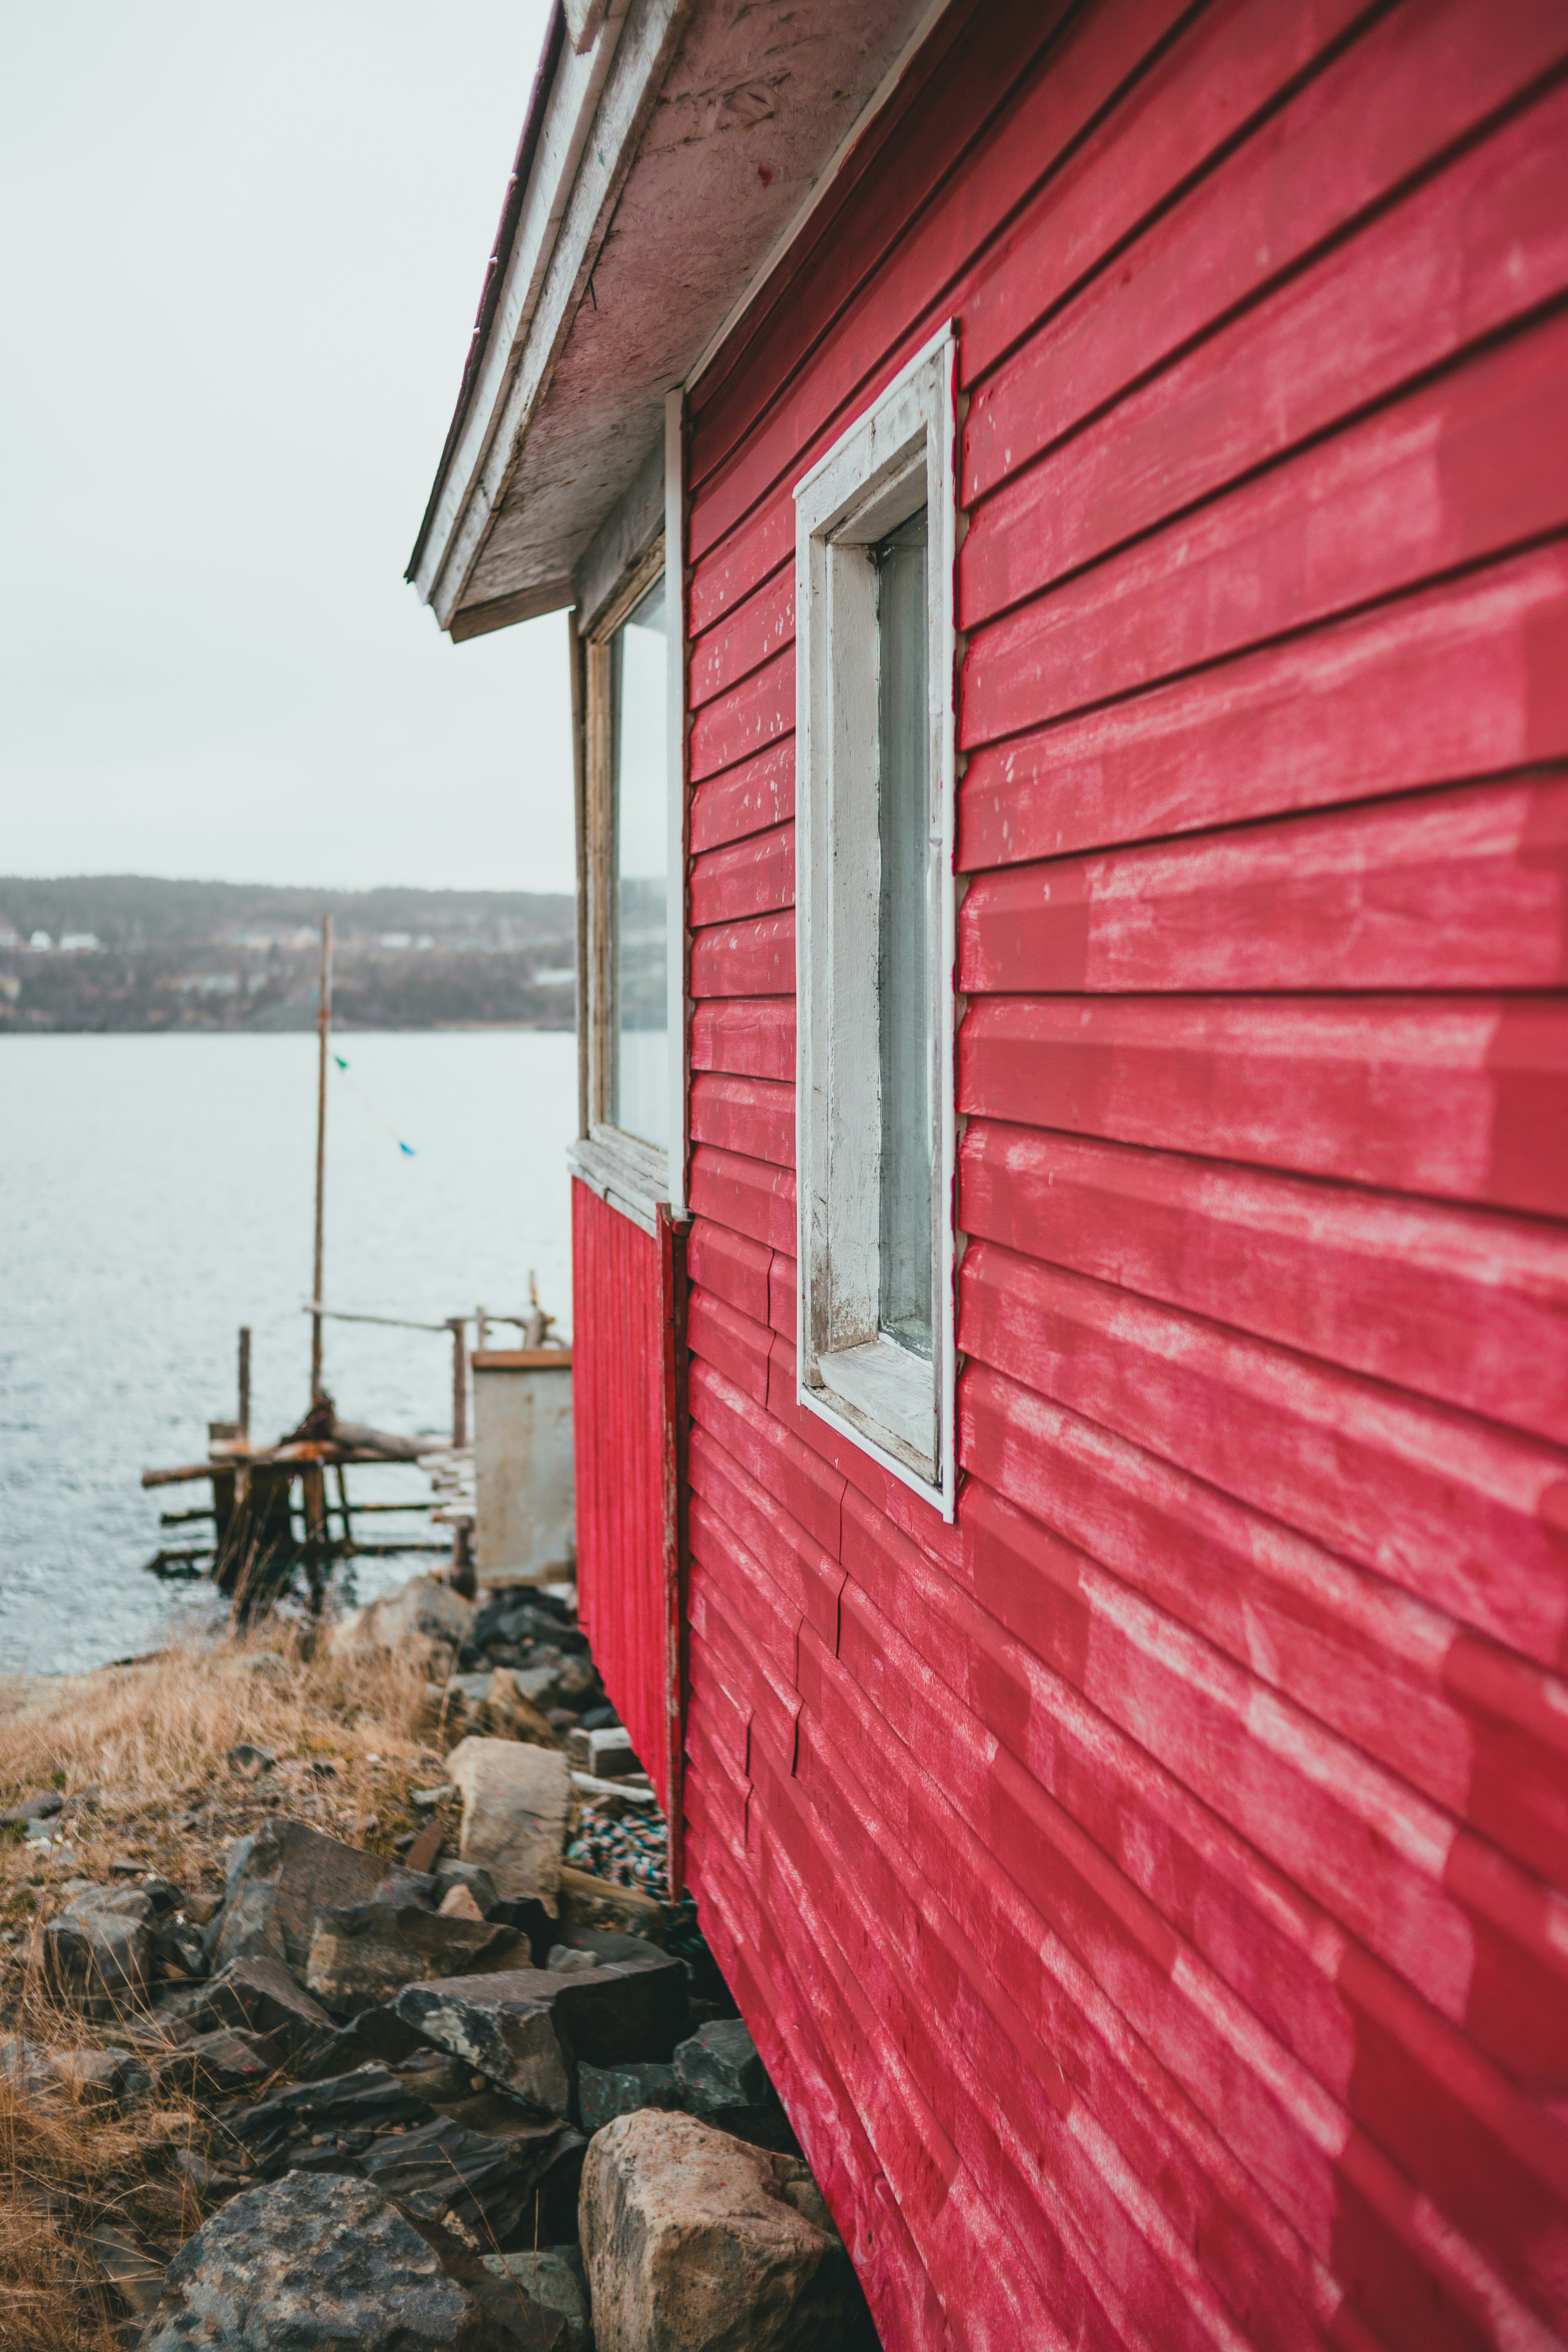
[687,1143,796,1254]
[689,1072,793,1169]
[689,910,795,998]
[957,1238,1568,1671]
[956,542,1568,869]
[957,1121,1568,1450]
[690,996,796,1081]
[961,305,1568,716]
[957,1362,1568,1893]
[962,0,1568,488]
[570,1181,678,1816]
[669,4,1568,2347]
[964,70,1568,587]
[689,649,793,782]
[689,824,794,929]
[689,737,795,856]
[689,571,793,713]
[956,777,1568,995]
[957,992,1568,1221]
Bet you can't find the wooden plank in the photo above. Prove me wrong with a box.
[690,1418,845,1652]
[956,541,1568,869]
[689,501,793,640]
[690,823,794,929]
[689,1071,794,1169]
[956,992,1568,1222]
[689,909,796,998]
[965,72,1568,610]
[957,776,1568,995]
[820,1505,1568,2345]
[687,1286,772,1406]
[686,1214,772,1326]
[958,1121,1568,1452]
[690,995,796,1082]
[959,1355,1568,1893]
[689,1356,845,1559]
[768,1246,796,1337]
[689,570,793,713]
[687,1142,796,1253]
[961,306,1568,729]
[963,0,1568,490]
[689,646,793,782]
[958,1238,1568,1675]
[690,737,794,856]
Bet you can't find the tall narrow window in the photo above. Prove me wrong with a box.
[876,508,933,1360]
[610,579,668,1148]
[794,327,957,1516]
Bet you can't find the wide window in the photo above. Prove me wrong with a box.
[793,328,957,1516]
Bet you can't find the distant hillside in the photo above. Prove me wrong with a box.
[0,876,577,1033]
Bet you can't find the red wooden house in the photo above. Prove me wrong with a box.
[409,2,1568,2343]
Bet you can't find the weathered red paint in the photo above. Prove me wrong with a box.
[570,1179,683,1841]
[670,2,1568,2347]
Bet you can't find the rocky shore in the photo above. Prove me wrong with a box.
[0,1577,876,2350]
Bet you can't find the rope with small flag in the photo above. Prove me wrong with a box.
[332,1053,416,1156]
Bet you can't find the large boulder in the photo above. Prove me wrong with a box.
[331,1574,475,1658]
[395,1938,688,2119]
[139,2171,564,2350]
[210,1817,429,1975]
[304,1901,530,2016]
[581,2111,877,2352]
[446,1737,571,1912]
[37,1885,156,2015]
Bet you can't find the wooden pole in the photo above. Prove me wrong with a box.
[448,1317,468,1449]
[310,915,332,1402]
[238,1326,251,1442]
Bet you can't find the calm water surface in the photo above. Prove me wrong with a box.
[0,1031,576,1671]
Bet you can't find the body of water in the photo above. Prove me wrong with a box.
[0,1030,577,1672]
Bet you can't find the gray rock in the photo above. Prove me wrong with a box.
[139,2171,565,2350]
[580,2110,877,2352]
[227,1742,276,1779]
[432,1860,498,1915]
[358,2110,580,2243]
[578,2059,681,2133]
[90,2220,165,2322]
[154,1915,210,1979]
[155,2025,289,2097]
[210,1817,429,1975]
[0,1791,63,1828]
[228,2062,435,2175]
[446,1737,572,1911]
[305,1901,531,2017]
[671,2016,796,2151]
[484,2250,592,2352]
[395,1939,688,2119]
[187,1951,337,2057]
[0,2033,137,2105]
[565,1725,640,1779]
[330,1574,476,1659]
[38,1885,156,2015]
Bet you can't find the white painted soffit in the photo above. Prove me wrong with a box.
[409,0,947,642]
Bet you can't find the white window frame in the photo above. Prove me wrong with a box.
[793,324,958,1519]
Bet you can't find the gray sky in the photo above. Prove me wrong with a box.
[0,1,577,895]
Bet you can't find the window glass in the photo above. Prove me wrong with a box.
[611,579,668,1148]
[876,507,933,1357]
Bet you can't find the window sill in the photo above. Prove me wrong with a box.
[569,1127,669,1237]
[812,1335,935,1479]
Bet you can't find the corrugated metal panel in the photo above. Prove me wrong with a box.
[676,2,1568,2348]
[571,1179,683,1836]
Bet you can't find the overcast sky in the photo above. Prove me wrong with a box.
[0,1,579,895]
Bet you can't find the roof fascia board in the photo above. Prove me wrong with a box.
[682,0,959,397]
[414,1,630,612]
[424,0,693,629]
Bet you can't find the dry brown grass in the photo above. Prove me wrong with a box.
[0,1621,464,2346]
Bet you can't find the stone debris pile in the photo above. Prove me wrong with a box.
[8,1573,878,2352]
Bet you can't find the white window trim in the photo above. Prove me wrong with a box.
[793,323,959,1520]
